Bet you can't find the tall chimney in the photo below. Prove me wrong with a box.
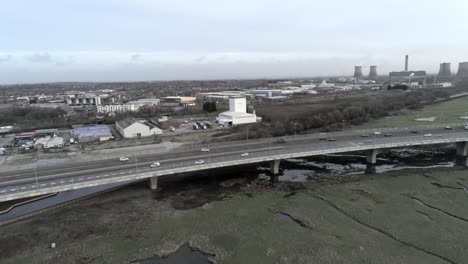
[354,66,363,79]
[457,62,468,79]
[368,66,378,80]
[405,55,409,72]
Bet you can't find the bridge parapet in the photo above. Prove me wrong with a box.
[2,132,468,202]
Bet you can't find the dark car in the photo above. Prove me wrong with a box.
[384,133,392,137]
[327,138,336,142]
[411,130,419,134]
[444,126,452,130]
[360,134,369,137]
[276,138,287,144]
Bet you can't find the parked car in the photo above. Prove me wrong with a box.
[360,134,369,137]
[119,157,129,162]
[424,133,432,137]
[240,152,249,157]
[374,131,381,135]
[411,130,419,134]
[444,126,452,130]
[150,162,160,168]
[195,160,205,165]
[384,133,392,137]
[464,124,468,130]
[201,148,210,152]
[327,138,336,142]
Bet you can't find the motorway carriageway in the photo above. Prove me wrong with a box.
[0,125,466,187]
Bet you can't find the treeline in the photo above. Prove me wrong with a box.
[221,86,466,141]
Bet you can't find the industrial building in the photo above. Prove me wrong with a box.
[29,103,70,112]
[389,71,427,84]
[116,118,162,139]
[160,96,196,107]
[0,126,13,135]
[389,55,427,85]
[72,125,114,143]
[66,94,101,106]
[97,98,160,114]
[125,98,160,108]
[35,136,64,149]
[217,97,258,126]
[97,104,139,114]
[35,129,58,138]
[197,91,246,101]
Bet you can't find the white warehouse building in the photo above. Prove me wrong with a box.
[116,118,162,139]
[217,97,259,126]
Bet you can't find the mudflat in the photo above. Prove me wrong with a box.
[1,167,467,264]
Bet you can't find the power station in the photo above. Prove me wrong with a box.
[368,66,378,80]
[354,66,363,79]
[389,55,427,85]
[349,55,467,85]
[457,62,468,79]
[437,62,452,81]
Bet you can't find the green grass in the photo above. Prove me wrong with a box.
[355,95,468,129]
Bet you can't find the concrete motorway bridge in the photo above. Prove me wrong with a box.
[0,125,467,202]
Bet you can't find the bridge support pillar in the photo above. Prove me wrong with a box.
[270,159,281,183]
[365,149,379,174]
[149,176,158,191]
[456,142,468,167]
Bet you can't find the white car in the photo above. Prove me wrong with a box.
[201,148,210,152]
[150,162,161,168]
[465,124,468,130]
[240,152,249,157]
[373,131,381,135]
[119,157,129,162]
[195,160,205,165]
[424,133,432,137]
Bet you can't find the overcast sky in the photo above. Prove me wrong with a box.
[1,0,468,84]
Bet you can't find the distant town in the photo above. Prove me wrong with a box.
[0,55,467,156]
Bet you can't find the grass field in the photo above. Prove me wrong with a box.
[1,167,468,264]
[355,95,468,129]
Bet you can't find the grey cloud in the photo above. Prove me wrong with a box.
[26,52,52,63]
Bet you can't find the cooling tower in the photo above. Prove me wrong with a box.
[457,62,468,79]
[368,66,378,80]
[405,55,409,71]
[354,66,363,79]
[437,62,452,81]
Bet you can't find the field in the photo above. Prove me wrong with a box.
[1,167,468,264]
[355,95,468,129]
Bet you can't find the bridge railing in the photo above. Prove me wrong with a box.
[2,131,468,200]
